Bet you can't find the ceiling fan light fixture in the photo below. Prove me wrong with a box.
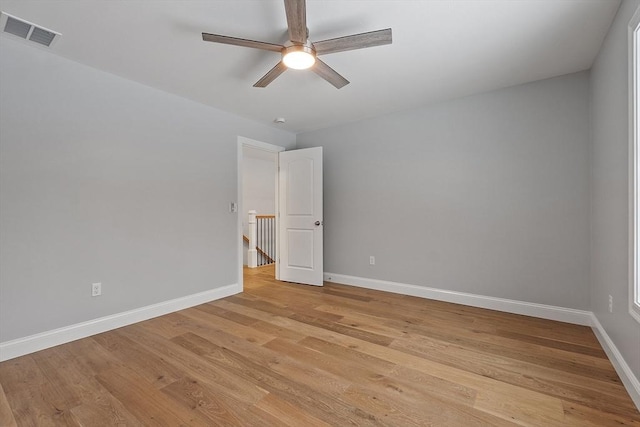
[282,45,316,70]
[201,0,392,88]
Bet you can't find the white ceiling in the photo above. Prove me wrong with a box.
[0,1,620,133]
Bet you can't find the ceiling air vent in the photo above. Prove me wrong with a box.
[1,12,60,47]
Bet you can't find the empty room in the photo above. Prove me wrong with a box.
[1,0,639,425]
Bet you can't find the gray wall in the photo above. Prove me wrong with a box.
[242,149,277,234]
[590,0,640,380]
[297,72,591,310]
[0,37,295,342]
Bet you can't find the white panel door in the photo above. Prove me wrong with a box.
[278,147,323,286]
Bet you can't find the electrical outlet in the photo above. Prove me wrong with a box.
[92,282,102,297]
[369,256,375,265]
[608,295,613,313]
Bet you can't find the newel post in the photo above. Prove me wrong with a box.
[248,210,257,268]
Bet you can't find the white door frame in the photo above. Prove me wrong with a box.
[237,136,284,291]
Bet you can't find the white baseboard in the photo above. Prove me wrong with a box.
[324,272,592,326]
[591,314,640,410]
[0,283,241,362]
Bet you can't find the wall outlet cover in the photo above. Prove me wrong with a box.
[92,283,102,297]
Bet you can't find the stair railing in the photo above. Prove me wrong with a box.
[246,210,276,268]
[247,210,258,267]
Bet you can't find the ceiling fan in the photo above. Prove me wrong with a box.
[201,0,392,89]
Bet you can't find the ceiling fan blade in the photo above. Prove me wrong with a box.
[202,33,283,52]
[284,0,307,44]
[313,28,392,55]
[312,59,349,89]
[254,61,288,87]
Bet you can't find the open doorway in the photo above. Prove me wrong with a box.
[237,137,325,290]
[237,137,283,290]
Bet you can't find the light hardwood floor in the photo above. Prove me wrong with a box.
[1,265,639,426]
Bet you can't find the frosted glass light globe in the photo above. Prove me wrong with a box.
[282,45,316,70]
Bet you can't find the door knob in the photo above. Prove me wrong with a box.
[315,221,321,226]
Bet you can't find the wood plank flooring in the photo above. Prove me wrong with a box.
[1,265,639,426]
